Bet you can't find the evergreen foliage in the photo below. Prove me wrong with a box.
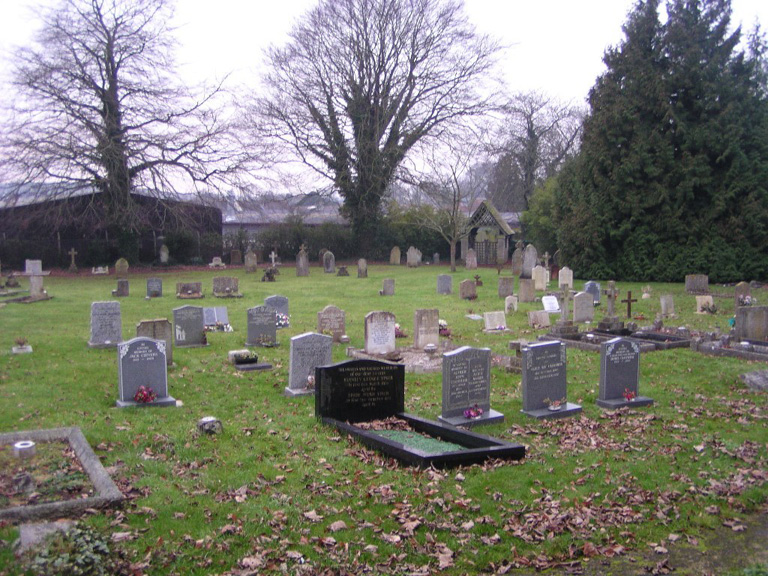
[556,0,768,281]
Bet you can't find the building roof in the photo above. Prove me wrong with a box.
[467,200,518,235]
[221,193,346,227]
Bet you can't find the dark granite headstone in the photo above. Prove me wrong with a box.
[315,359,405,422]
[437,274,452,295]
[173,306,207,347]
[597,337,653,409]
[203,306,230,328]
[584,281,601,304]
[89,301,122,348]
[146,278,162,298]
[521,341,581,419]
[117,337,175,408]
[264,294,289,319]
[317,305,346,342]
[246,305,277,347]
[286,333,333,396]
[439,346,503,427]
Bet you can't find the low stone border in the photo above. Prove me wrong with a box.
[0,427,123,523]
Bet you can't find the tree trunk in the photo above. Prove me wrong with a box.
[450,240,457,272]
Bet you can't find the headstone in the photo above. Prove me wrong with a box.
[542,295,560,313]
[696,295,714,314]
[364,311,396,355]
[264,294,289,318]
[521,341,581,418]
[518,278,535,303]
[433,253,440,265]
[111,279,129,297]
[734,306,768,342]
[146,278,162,298]
[558,267,573,289]
[511,243,524,276]
[584,281,601,304]
[532,265,548,291]
[88,301,121,348]
[465,248,478,270]
[498,277,515,299]
[323,251,336,273]
[317,305,346,342]
[246,305,277,347]
[642,285,652,300]
[573,291,595,323]
[115,258,129,278]
[25,260,42,275]
[212,276,241,298]
[117,337,175,408]
[337,266,349,276]
[521,244,538,279]
[208,256,225,269]
[176,282,203,299]
[505,295,518,314]
[660,294,675,318]
[437,275,452,295]
[483,311,507,332]
[230,249,242,266]
[439,346,503,427]
[68,248,78,272]
[685,274,709,294]
[286,333,333,396]
[296,248,310,277]
[406,246,421,267]
[389,246,401,265]
[357,258,367,278]
[159,245,169,264]
[244,250,258,273]
[413,309,439,349]
[315,359,405,422]
[380,278,395,296]
[29,275,46,299]
[136,319,173,366]
[734,282,751,307]
[203,306,230,328]
[173,306,207,347]
[459,279,476,300]
[597,337,653,409]
[527,310,550,329]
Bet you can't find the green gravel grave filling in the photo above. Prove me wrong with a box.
[375,430,466,453]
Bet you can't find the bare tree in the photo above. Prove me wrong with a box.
[254,0,500,255]
[487,91,583,211]
[0,0,247,233]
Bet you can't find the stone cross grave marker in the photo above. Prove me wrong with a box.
[68,248,78,272]
[29,275,46,299]
[483,311,507,332]
[246,305,277,347]
[357,258,367,278]
[572,291,594,323]
[603,281,619,317]
[317,305,346,342]
[136,319,173,366]
[380,278,395,296]
[117,337,175,408]
[584,281,601,304]
[414,308,439,349]
[269,250,278,267]
[621,291,638,318]
[286,333,333,396]
[459,279,476,300]
[597,337,653,409]
[364,311,396,355]
[498,277,514,299]
[323,251,336,273]
[521,340,581,419]
[296,248,309,277]
[173,306,207,347]
[89,301,121,348]
[558,288,573,324]
[146,278,162,298]
[439,346,503,427]
[437,275,452,295]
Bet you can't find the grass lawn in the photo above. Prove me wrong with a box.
[0,263,765,575]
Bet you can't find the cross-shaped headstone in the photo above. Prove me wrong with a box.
[621,291,638,319]
[559,288,572,323]
[603,281,619,317]
[269,251,278,267]
[68,248,78,270]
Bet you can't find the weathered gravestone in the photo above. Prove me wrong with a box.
[498,277,514,299]
[459,279,476,300]
[521,340,581,419]
[597,337,653,409]
[518,278,535,303]
[734,281,751,307]
[212,277,241,298]
[264,295,289,326]
[584,281,601,304]
[558,267,573,289]
[68,248,78,272]
[406,247,422,268]
[111,279,129,297]
[364,311,396,355]
[28,275,48,300]
[246,305,277,347]
[203,306,230,329]
[437,275,452,295]
[511,242,524,276]
[176,282,203,299]
[532,265,548,291]
[483,311,507,332]
[244,250,258,273]
[735,306,768,342]
[323,251,336,273]
[318,305,346,342]
[357,258,367,278]
[389,246,401,265]
[685,274,709,294]
[542,295,560,313]
[337,266,349,276]
[433,253,440,265]
[521,244,538,279]
[89,301,121,348]
[115,258,129,278]
[136,319,173,366]
[439,346,503,428]
[230,249,242,266]
[296,248,309,277]
[598,281,623,332]
[208,256,226,269]
[505,295,518,314]
[173,306,207,347]
[25,260,42,275]
[413,309,439,349]
[527,310,550,329]
[159,245,169,264]
[286,333,333,396]
[465,248,478,270]
[117,337,175,408]
[572,291,595,323]
[146,278,162,298]
[380,278,395,296]
[660,294,675,318]
[696,295,714,314]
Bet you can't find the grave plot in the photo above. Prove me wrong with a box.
[695,306,768,362]
[539,332,655,353]
[628,328,693,350]
[315,359,525,468]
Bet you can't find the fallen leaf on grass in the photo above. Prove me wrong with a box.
[328,520,347,532]
[303,510,323,522]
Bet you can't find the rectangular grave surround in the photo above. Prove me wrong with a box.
[315,359,524,468]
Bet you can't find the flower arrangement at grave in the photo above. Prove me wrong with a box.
[394,323,407,339]
[544,397,566,411]
[134,385,157,404]
[700,302,718,314]
[233,350,259,365]
[463,404,484,419]
[275,313,290,328]
[204,321,233,333]
[256,335,276,347]
[738,294,754,307]
[474,275,483,286]
[623,388,636,402]
[304,375,315,391]
[14,337,28,347]
[438,319,451,338]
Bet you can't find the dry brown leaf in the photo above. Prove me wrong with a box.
[303,509,323,522]
[328,520,347,532]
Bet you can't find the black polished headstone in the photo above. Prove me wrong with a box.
[246,305,277,347]
[117,337,175,408]
[597,337,653,409]
[521,341,581,419]
[439,346,503,428]
[173,306,207,347]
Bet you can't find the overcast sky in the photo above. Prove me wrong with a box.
[1,0,766,105]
